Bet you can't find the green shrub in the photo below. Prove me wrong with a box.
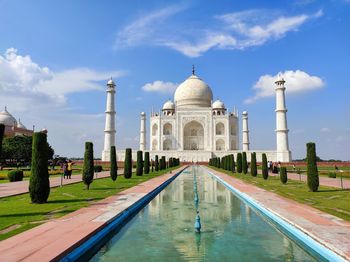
[242,152,248,174]
[136,150,143,176]
[306,142,319,192]
[280,167,287,184]
[155,155,159,171]
[29,132,50,203]
[124,148,132,179]
[328,172,336,178]
[94,165,103,172]
[8,170,24,182]
[236,153,242,173]
[262,153,268,180]
[82,142,94,190]
[110,146,117,181]
[161,156,166,170]
[144,152,150,174]
[232,154,235,173]
[250,152,257,177]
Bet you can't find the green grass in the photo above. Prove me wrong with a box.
[208,166,350,221]
[0,167,179,241]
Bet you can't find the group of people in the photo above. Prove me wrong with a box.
[61,160,74,179]
[267,161,281,174]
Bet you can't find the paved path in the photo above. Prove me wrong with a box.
[0,167,185,261]
[207,167,350,261]
[267,171,350,189]
[0,171,113,198]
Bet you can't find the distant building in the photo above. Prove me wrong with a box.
[0,107,47,137]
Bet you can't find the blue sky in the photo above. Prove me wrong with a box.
[0,0,349,160]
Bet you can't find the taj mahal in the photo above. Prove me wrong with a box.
[102,67,291,163]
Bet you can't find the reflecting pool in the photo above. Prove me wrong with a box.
[91,166,317,261]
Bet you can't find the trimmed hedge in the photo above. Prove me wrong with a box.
[236,153,242,173]
[144,152,150,174]
[155,155,159,171]
[262,153,268,180]
[29,132,50,203]
[94,165,103,172]
[0,123,4,159]
[8,170,24,182]
[110,146,117,181]
[124,148,132,179]
[82,142,94,190]
[306,142,319,192]
[136,150,143,176]
[250,152,257,177]
[242,152,248,174]
[280,167,287,184]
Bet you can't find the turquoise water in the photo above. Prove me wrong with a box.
[91,166,317,261]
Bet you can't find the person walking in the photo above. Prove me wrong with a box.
[67,160,74,179]
[62,161,68,179]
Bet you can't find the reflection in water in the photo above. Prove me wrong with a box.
[91,166,317,262]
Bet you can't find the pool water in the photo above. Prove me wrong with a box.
[91,166,317,261]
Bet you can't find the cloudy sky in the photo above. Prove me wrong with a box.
[0,0,349,160]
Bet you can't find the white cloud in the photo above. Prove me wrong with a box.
[115,7,322,57]
[0,48,125,157]
[142,80,178,94]
[244,70,325,104]
[321,127,331,133]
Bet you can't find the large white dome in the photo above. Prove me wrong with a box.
[174,74,213,108]
[0,107,16,126]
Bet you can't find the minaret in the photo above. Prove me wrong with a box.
[275,75,291,162]
[102,78,116,161]
[140,112,146,151]
[242,111,250,151]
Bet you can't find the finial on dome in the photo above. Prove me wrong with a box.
[5,106,7,111]
[192,64,195,75]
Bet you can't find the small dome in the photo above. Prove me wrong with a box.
[212,99,225,109]
[275,74,285,83]
[242,111,248,115]
[141,112,146,116]
[174,74,213,108]
[0,107,17,126]
[162,100,175,111]
[17,119,26,129]
[107,78,115,86]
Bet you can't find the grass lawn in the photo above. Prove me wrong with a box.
[0,167,179,241]
[208,166,350,221]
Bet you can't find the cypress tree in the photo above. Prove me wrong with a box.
[217,157,220,168]
[161,156,166,170]
[232,154,236,173]
[306,142,319,192]
[169,157,173,168]
[262,153,268,180]
[151,160,154,172]
[124,148,132,178]
[110,146,118,181]
[82,142,94,189]
[29,132,50,203]
[136,150,143,176]
[155,155,159,171]
[144,152,150,174]
[280,167,288,184]
[242,152,248,174]
[220,157,224,169]
[236,153,242,173]
[250,152,257,177]
[0,124,4,160]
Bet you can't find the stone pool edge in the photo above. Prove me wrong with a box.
[204,166,347,262]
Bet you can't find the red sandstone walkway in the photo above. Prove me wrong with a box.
[0,167,185,261]
[207,167,350,261]
[267,171,350,189]
[0,171,113,198]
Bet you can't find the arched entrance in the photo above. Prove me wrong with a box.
[183,121,204,150]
